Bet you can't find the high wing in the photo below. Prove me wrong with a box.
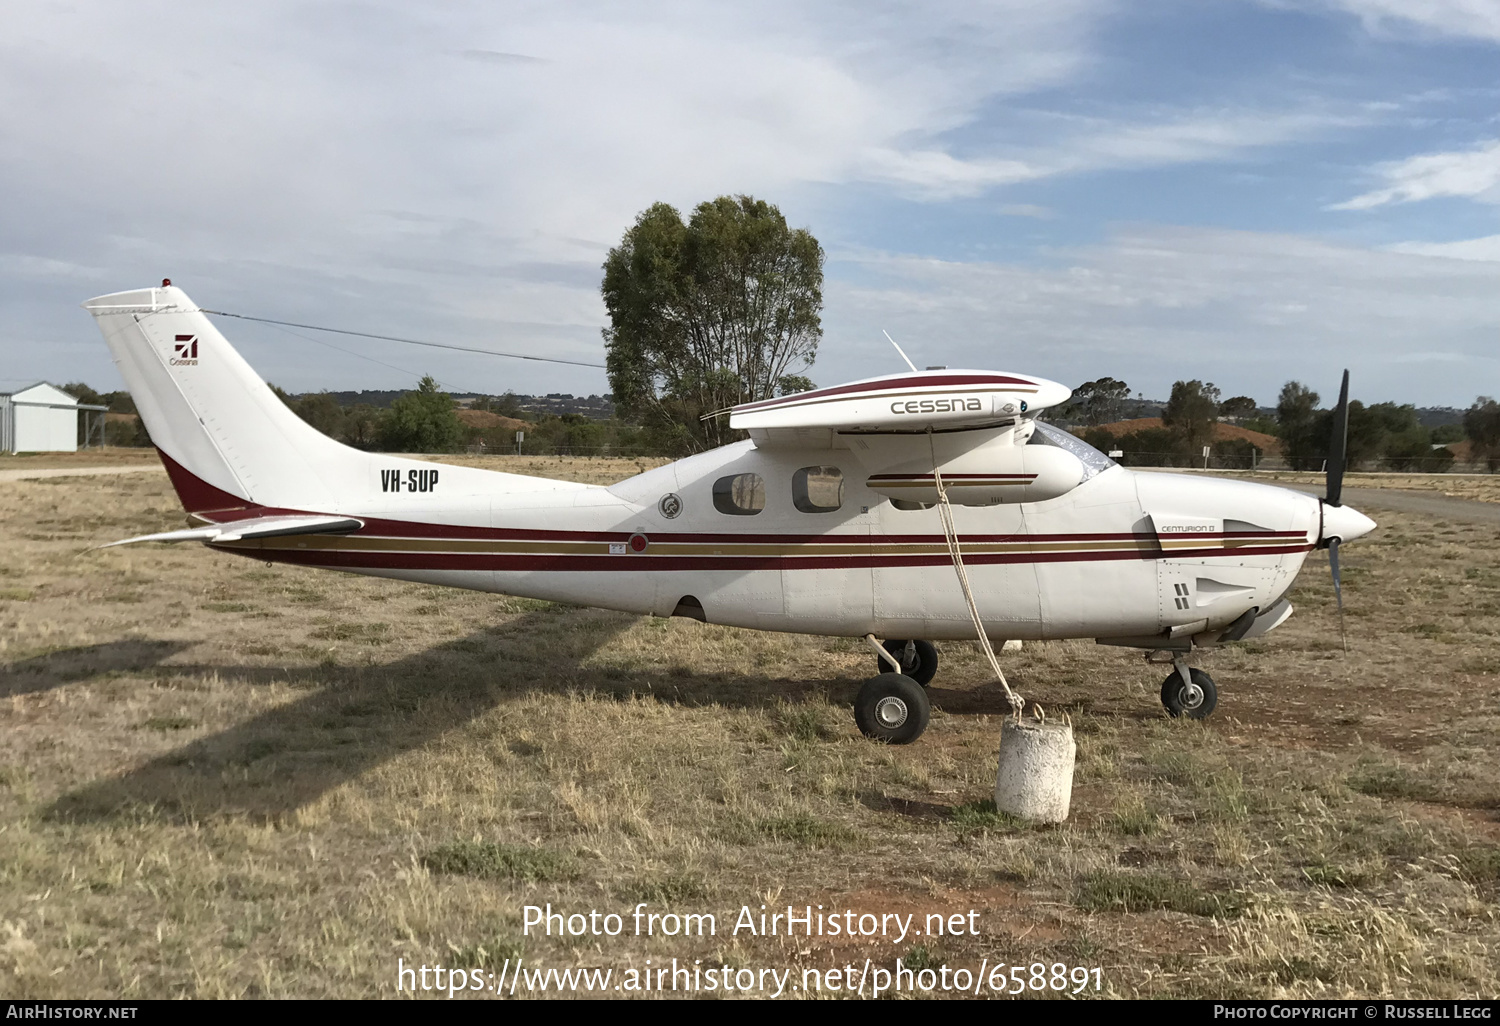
[94,514,364,549]
[728,369,1089,505]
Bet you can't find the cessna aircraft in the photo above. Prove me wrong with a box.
[85,283,1375,744]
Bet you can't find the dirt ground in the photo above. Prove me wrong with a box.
[1,461,1497,999]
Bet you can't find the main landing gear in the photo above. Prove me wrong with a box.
[855,636,938,744]
[854,673,931,745]
[874,639,939,686]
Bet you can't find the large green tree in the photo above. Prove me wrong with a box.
[601,195,824,452]
[1466,397,1500,470]
[1276,381,1322,470]
[1162,379,1222,458]
[378,376,463,453]
[1066,377,1131,426]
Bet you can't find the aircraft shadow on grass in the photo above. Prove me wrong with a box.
[2,639,193,699]
[46,607,1016,825]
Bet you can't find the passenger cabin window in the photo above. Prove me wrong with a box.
[793,466,843,513]
[713,473,765,515]
[889,498,932,511]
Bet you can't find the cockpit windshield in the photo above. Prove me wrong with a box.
[1027,421,1117,481]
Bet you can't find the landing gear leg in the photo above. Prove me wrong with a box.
[1161,656,1217,719]
[874,638,939,687]
[857,635,931,743]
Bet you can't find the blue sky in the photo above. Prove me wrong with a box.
[2,0,1498,408]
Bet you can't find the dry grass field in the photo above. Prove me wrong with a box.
[2,458,1498,999]
[1242,470,1500,504]
[0,449,162,473]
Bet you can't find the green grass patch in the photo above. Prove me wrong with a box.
[752,814,856,848]
[141,716,196,732]
[1454,847,1500,889]
[1302,858,1382,889]
[951,799,1027,833]
[1074,871,1243,918]
[310,621,391,643]
[446,935,524,969]
[0,587,33,601]
[1347,761,1440,801]
[201,601,251,613]
[777,704,839,743]
[622,872,709,904]
[902,945,940,970]
[1111,799,1164,837]
[421,841,575,882]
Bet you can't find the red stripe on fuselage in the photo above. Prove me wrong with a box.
[232,542,1315,574]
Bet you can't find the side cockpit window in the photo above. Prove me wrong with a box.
[713,473,765,515]
[793,466,843,513]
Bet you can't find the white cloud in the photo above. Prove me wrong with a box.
[822,225,1500,407]
[1333,138,1500,209]
[0,0,1111,391]
[999,204,1055,219]
[2,0,1379,394]
[1387,233,1500,260]
[1316,0,1500,42]
[871,106,1370,200]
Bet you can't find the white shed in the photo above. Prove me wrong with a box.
[1,383,98,453]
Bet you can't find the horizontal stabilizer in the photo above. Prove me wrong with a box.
[94,515,364,549]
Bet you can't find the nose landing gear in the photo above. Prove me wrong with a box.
[1161,657,1217,719]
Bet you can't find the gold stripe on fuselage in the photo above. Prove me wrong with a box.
[218,533,1300,557]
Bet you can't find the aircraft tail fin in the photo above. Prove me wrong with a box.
[83,284,372,512]
[84,284,593,518]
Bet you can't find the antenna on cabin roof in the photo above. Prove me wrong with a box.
[882,330,918,373]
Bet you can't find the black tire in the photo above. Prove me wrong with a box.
[854,673,931,744]
[877,639,939,687]
[1161,667,1218,719]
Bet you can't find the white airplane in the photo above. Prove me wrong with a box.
[84,283,1375,744]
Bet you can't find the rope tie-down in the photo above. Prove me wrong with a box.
[926,432,1074,822]
[927,429,1026,717]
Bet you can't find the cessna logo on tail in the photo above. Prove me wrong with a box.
[171,334,199,366]
[890,396,983,415]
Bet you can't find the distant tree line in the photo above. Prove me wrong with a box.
[1064,375,1497,472]
[269,377,656,456]
[59,383,149,447]
[63,369,1500,470]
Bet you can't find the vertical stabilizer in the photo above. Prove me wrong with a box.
[83,285,373,512]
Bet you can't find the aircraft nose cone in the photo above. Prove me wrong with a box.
[1323,502,1376,543]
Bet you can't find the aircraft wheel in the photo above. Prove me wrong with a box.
[1161,668,1217,720]
[877,639,939,687]
[854,673,930,744]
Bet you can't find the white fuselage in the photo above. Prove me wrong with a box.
[218,439,1322,644]
[82,283,1346,649]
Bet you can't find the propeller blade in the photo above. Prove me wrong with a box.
[1329,536,1347,654]
[1326,369,1349,508]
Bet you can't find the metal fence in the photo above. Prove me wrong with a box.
[1109,450,1494,473]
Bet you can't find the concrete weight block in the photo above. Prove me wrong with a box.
[994,720,1076,823]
